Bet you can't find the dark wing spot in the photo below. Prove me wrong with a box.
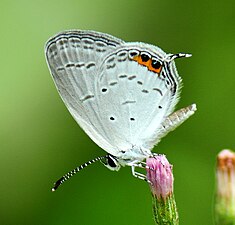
[96,41,106,47]
[96,48,106,52]
[119,74,127,78]
[81,95,94,102]
[70,38,81,48]
[58,39,68,50]
[57,67,65,71]
[137,81,143,85]
[107,57,115,63]
[83,38,94,45]
[122,100,136,105]
[66,63,75,68]
[159,106,162,109]
[107,63,116,69]
[153,88,163,96]
[86,62,96,69]
[130,118,135,121]
[141,53,150,62]
[101,88,108,93]
[83,39,94,49]
[76,63,85,68]
[83,45,94,50]
[129,50,139,58]
[110,116,115,121]
[128,75,136,80]
[117,51,127,62]
[117,51,127,57]
[142,89,149,93]
[109,81,118,86]
[151,60,162,69]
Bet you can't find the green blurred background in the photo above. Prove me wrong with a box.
[1,0,234,224]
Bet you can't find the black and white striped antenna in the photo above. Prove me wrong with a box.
[167,53,192,61]
[52,155,107,191]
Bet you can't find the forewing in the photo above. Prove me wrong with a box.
[45,30,125,154]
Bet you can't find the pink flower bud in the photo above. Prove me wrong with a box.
[215,149,235,224]
[146,155,173,199]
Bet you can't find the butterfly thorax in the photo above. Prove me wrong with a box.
[116,146,152,167]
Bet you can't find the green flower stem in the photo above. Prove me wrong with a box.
[215,196,235,225]
[152,194,179,225]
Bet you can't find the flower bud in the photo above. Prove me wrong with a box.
[146,155,178,225]
[215,149,235,225]
[146,155,173,199]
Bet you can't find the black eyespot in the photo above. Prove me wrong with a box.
[158,106,162,109]
[129,50,138,58]
[152,60,162,69]
[110,117,115,121]
[141,53,150,62]
[102,88,107,92]
[130,118,135,121]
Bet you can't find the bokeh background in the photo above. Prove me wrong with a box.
[1,0,234,224]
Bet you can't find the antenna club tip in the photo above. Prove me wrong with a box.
[185,53,192,58]
[191,103,197,111]
[51,188,56,192]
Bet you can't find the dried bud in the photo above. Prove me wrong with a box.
[215,149,235,225]
[146,155,178,225]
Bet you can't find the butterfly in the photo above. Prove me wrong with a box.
[45,30,196,191]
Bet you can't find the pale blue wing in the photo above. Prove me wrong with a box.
[45,30,125,154]
[45,30,183,157]
[94,43,182,152]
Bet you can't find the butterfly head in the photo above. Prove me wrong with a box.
[102,146,152,171]
[101,154,121,171]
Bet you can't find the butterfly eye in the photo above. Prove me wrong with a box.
[107,156,118,167]
[101,155,121,171]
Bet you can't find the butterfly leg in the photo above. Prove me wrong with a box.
[131,166,151,183]
[131,166,147,180]
[133,161,153,170]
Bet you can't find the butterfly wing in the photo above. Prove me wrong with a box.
[95,43,182,151]
[45,30,125,154]
[45,30,182,157]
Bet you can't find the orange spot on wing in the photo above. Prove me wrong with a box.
[148,62,162,74]
[132,56,162,74]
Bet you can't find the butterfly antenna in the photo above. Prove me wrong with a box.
[52,155,107,192]
[167,53,192,61]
